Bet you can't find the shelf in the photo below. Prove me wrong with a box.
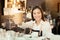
[4,8,25,15]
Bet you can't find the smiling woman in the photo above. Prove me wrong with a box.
[25,6,53,37]
[31,6,45,21]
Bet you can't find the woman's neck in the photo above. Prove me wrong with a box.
[35,20,41,25]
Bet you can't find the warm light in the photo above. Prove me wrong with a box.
[4,0,26,15]
[17,0,20,2]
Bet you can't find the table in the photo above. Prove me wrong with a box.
[15,35,60,40]
[0,30,60,40]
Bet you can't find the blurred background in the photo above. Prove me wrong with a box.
[0,0,60,35]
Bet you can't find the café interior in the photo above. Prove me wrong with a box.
[0,0,60,40]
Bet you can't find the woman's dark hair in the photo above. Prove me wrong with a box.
[31,6,45,21]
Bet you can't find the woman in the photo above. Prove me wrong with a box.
[26,6,53,37]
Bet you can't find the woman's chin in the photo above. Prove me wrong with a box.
[35,19,40,21]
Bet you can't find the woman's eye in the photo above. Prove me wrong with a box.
[33,13,36,15]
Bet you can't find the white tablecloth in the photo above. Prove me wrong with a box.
[0,34,60,40]
[15,35,60,40]
[0,30,60,40]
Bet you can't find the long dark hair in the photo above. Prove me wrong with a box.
[31,6,45,21]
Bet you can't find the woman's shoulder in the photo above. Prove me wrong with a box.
[44,21,50,25]
[41,21,50,27]
[43,21,51,29]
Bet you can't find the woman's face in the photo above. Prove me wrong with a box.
[33,8,42,21]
